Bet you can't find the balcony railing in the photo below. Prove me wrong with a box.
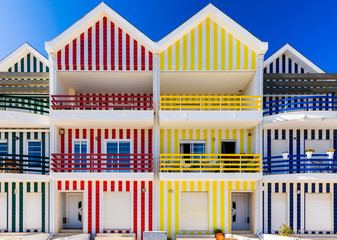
[51,94,153,110]
[264,96,337,116]
[0,95,49,115]
[160,95,261,111]
[263,154,337,174]
[0,154,49,174]
[51,153,153,172]
[160,153,262,172]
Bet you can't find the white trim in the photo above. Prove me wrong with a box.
[160,172,262,181]
[50,172,154,180]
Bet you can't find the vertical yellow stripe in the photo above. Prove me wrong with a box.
[196,129,201,140]
[167,129,172,154]
[160,181,164,231]
[244,45,248,70]
[198,181,202,191]
[198,22,203,70]
[167,181,172,238]
[220,181,224,231]
[182,181,187,191]
[211,129,215,154]
[228,34,233,70]
[240,129,244,153]
[205,181,209,191]
[175,182,179,235]
[213,181,217,231]
[228,181,232,232]
[183,34,187,70]
[233,129,237,140]
[168,46,172,71]
[225,129,229,140]
[190,181,194,191]
[218,130,222,153]
[160,129,164,153]
[243,181,248,190]
[206,18,210,70]
[235,181,240,190]
[221,28,225,70]
[160,51,164,70]
[251,181,255,190]
[191,28,195,70]
[236,39,241,70]
[175,130,179,154]
[189,129,193,140]
[204,130,208,152]
[175,40,180,70]
[248,129,251,154]
[182,129,186,140]
[213,22,218,71]
[252,51,256,70]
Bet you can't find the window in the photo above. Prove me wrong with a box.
[180,142,206,172]
[28,141,42,167]
[106,141,131,172]
[181,192,208,231]
[74,141,87,172]
[0,142,7,158]
[103,192,132,230]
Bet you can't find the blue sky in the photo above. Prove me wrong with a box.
[0,0,336,72]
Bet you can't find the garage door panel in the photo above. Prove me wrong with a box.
[271,193,287,231]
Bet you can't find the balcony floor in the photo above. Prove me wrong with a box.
[0,110,49,128]
[50,172,154,180]
[159,172,262,181]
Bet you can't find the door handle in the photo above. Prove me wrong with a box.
[78,213,82,222]
[247,217,250,224]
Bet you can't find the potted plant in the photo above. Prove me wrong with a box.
[214,229,224,240]
[327,149,335,159]
[279,223,295,237]
[282,151,289,160]
[305,148,315,159]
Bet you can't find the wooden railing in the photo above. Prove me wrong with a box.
[160,153,262,172]
[160,95,261,111]
[0,95,49,115]
[51,94,153,110]
[51,153,153,172]
[0,154,49,174]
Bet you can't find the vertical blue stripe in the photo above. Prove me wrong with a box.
[276,58,279,73]
[282,130,286,140]
[326,130,330,140]
[334,183,337,233]
[290,183,294,230]
[288,58,292,73]
[282,55,286,73]
[296,130,301,173]
[289,130,293,172]
[311,130,315,140]
[311,183,315,193]
[275,183,279,193]
[274,130,278,140]
[327,183,330,193]
[282,183,286,193]
[267,130,271,174]
[319,183,322,193]
[268,183,271,233]
[297,183,301,231]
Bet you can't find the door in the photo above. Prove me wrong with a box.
[106,141,131,172]
[221,141,236,171]
[66,194,83,229]
[232,193,249,230]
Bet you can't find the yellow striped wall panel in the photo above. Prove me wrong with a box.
[160,18,257,71]
[160,128,253,154]
[159,180,256,238]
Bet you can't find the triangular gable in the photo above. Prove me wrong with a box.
[264,44,324,73]
[45,2,156,71]
[0,43,49,72]
[158,4,268,71]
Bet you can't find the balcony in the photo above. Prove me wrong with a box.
[263,154,337,175]
[160,95,262,128]
[51,153,153,172]
[0,154,49,175]
[160,153,262,172]
[50,94,154,128]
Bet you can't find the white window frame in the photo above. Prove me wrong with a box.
[73,139,88,154]
[103,139,133,154]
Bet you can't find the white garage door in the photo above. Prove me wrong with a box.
[305,140,332,154]
[306,193,333,231]
[25,193,42,229]
[0,193,7,230]
[271,140,287,156]
[271,193,287,231]
[103,192,132,230]
[181,192,208,231]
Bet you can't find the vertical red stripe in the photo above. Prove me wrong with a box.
[103,17,107,70]
[111,181,115,191]
[68,129,72,156]
[126,129,130,139]
[65,44,69,70]
[141,129,145,172]
[80,33,85,70]
[119,129,123,139]
[141,181,145,239]
[133,181,137,238]
[111,22,115,70]
[141,46,145,71]
[118,28,123,70]
[96,181,100,233]
[88,181,92,233]
[118,181,123,191]
[112,129,116,139]
[133,40,138,71]
[105,129,109,139]
[126,181,130,191]
[73,39,77,70]
[148,129,152,154]
[103,181,107,191]
[81,181,85,190]
[57,181,62,190]
[149,181,153,231]
[149,52,153,71]
[90,129,94,172]
[97,129,101,172]
[65,181,69,190]
[73,181,77,190]
[88,27,92,70]
[134,129,138,171]
[75,129,79,139]
[95,21,100,70]
[126,34,130,70]
[57,50,62,70]
[83,129,87,139]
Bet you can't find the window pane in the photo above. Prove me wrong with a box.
[28,142,41,167]
[119,142,130,172]
[0,143,8,160]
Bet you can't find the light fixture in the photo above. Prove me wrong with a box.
[14,188,18,195]
[168,189,174,194]
[13,136,19,141]
[95,136,100,141]
[248,133,252,136]
[59,129,65,135]
[294,137,298,140]
[142,188,147,193]
[296,190,301,194]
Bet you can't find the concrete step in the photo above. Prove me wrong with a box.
[95,233,135,240]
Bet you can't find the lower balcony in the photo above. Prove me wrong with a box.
[160,153,262,173]
[0,154,49,175]
[263,154,337,174]
[51,153,153,172]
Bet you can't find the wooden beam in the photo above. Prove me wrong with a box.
[0,80,49,86]
[264,73,337,80]
[264,80,337,87]
[0,72,49,79]
[264,88,337,94]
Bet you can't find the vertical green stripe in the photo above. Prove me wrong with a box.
[21,58,24,72]
[14,63,18,72]
[5,183,8,231]
[19,182,23,232]
[8,67,12,72]
[20,133,23,172]
[33,57,37,72]
[42,182,45,232]
[34,132,38,139]
[34,182,38,192]
[42,133,46,174]
[27,182,30,193]
[12,133,16,155]
[12,182,15,231]
[27,54,31,72]
[46,66,49,72]
[40,62,43,72]
[27,132,30,140]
